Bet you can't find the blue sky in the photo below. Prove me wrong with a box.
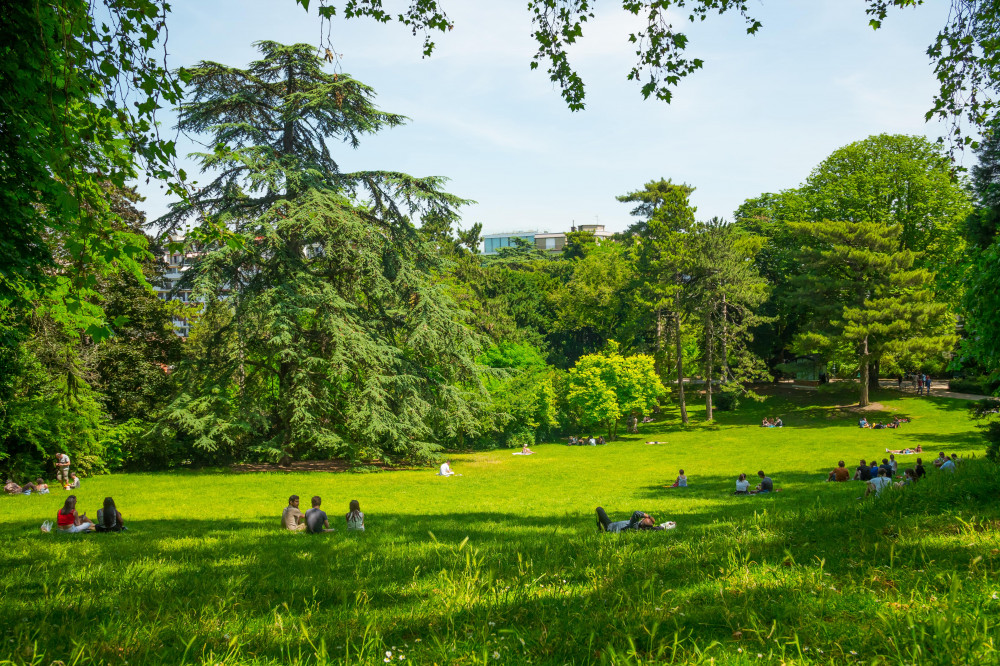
[135,0,956,236]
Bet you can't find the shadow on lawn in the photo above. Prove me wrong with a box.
[3,464,999,665]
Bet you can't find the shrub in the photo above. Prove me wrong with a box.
[713,392,740,411]
[949,376,1000,395]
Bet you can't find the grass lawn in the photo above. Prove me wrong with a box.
[2,386,999,665]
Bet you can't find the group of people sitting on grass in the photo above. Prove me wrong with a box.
[823,451,960,497]
[5,477,50,495]
[567,435,605,446]
[735,470,775,494]
[761,417,783,428]
[281,495,365,533]
[858,416,911,429]
[46,495,125,533]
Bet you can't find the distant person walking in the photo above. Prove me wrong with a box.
[925,375,932,395]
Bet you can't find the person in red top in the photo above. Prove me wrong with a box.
[57,495,94,533]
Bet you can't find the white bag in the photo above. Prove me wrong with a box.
[40,520,53,534]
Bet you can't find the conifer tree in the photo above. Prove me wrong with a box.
[618,180,695,424]
[686,219,770,420]
[790,219,956,407]
[155,42,482,463]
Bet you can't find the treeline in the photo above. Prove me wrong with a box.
[3,43,999,477]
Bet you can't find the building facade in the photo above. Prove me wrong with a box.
[481,224,614,255]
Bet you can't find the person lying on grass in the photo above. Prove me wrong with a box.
[734,473,750,494]
[95,497,126,533]
[886,445,922,455]
[512,444,534,455]
[865,469,893,497]
[305,496,334,533]
[827,461,851,482]
[282,495,306,531]
[4,478,36,495]
[595,507,675,532]
[56,495,94,533]
[346,499,365,531]
[667,469,687,488]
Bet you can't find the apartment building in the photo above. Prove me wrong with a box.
[481,224,614,255]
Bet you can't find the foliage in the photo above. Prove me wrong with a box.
[477,344,560,447]
[154,42,482,464]
[950,377,1000,396]
[566,341,665,439]
[1,0,183,339]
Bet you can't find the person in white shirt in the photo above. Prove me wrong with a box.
[438,460,455,476]
[734,473,750,494]
[866,469,893,497]
[55,452,71,486]
[345,499,365,531]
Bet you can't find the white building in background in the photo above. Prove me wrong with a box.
[481,224,614,255]
[154,237,201,337]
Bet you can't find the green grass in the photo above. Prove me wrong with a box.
[3,386,1000,665]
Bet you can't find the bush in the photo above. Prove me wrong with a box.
[713,392,740,411]
[949,376,1000,395]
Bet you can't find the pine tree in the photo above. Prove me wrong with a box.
[790,218,956,407]
[617,180,695,423]
[155,42,482,463]
[686,219,770,420]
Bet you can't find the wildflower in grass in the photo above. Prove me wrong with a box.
[850,651,858,655]
[493,651,500,659]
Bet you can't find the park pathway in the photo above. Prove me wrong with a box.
[878,378,993,401]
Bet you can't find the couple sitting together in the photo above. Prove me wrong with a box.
[282,495,365,533]
[761,418,783,428]
[52,496,125,533]
[735,471,774,494]
[595,507,675,532]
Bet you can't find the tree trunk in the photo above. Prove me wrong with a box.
[674,311,688,424]
[655,307,666,377]
[720,294,730,384]
[859,336,870,407]
[705,315,714,421]
[868,359,880,392]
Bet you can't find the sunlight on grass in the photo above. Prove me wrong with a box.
[2,388,999,664]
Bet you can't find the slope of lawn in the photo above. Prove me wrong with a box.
[2,385,999,665]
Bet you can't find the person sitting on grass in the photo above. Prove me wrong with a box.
[282,495,306,531]
[56,495,94,533]
[854,459,871,482]
[305,496,334,533]
[514,444,534,455]
[859,417,870,428]
[915,458,926,480]
[940,454,958,472]
[865,469,893,498]
[774,417,783,427]
[95,497,126,533]
[34,478,49,494]
[761,418,773,427]
[879,458,894,478]
[595,507,675,532]
[668,469,687,488]
[827,461,850,482]
[735,473,750,494]
[868,460,880,479]
[933,452,948,468]
[346,499,365,531]
[752,470,774,494]
[66,473,81,490]
[597,435,606,445]
[438,460,455,476]
[895,468,917,487]
[4,478,36,495]
[567,436,577,446]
